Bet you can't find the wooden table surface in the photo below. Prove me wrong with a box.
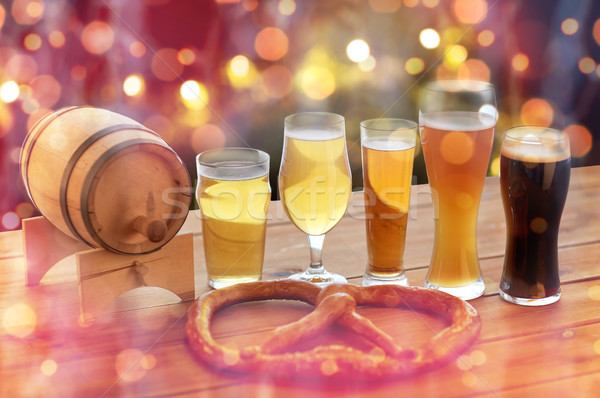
[1,166,600,397]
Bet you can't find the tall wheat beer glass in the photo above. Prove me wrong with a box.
[499,127,570,306]
[419,80,496,299]
[360,119,417,286]
[196,148,271,289]
[279,112,352,285]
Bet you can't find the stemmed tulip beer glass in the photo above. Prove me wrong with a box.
[419,80,496,300]
[279,112,352,285]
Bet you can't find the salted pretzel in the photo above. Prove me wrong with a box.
[186,280,482,380]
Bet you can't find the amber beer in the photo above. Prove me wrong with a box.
[360,119,416,286]
[421,111,495,292]
[196,149,270,289]
[499,127,571,305]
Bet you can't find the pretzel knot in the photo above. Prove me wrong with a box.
[186,280,482,380]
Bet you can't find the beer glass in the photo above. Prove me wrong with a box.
[499,127,571,306]
[279,112,352,285]
[419,80,496,300]
[196,148,271,289]
[360,118,417,286]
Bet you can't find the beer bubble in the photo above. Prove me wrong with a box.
[530,217,548,234]
[441,131,474,164]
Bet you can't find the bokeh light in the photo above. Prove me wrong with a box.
[578,57,596,74]
[564,124,592,158]
[405,57,425,75]
[561,18,579,35]
[177,48,196,65]
[594,19,600,46]
[48,31,65,48]
[5,54,38,83]
[512,53,530,72]
[191,124,226,153]
[2,302,37,338]
[254,27,289,61]
[30,75,61,108]
[2,211,20,229]
[151,48,184,81]
[453,0,488,25]
[41,359,58,376]
[70,65,87,81]
[24,33,42,51]
[230,55,250,77]
[477,30,495,47]
[115,349,146,382]
[0,5,5,31]
[140,354,157,370]
[16,202,34,219]
[346,39,370,63]
[180,80,209,110]
[368,0,402,13]
[458,59,490,82]
[420,28,441,49]
[261,65,293,98]
[123,75,144,97]
[297,65,336,100]
[359,55,377,72]
[81,21,114,55]
[1,81,20,103]
[489,156,500,176]
[520,98,554,127]
[445,44,468,68]
[129,41,146,58]
[11,0,44,25]
[404,0,418,7]
[423,0,440,7]
[278,0,296,15]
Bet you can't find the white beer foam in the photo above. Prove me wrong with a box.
[286,129,344,141]
[362,138,415,151]
[421,111,496,131]
[502,143,570,163]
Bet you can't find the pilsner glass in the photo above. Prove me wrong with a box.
[196,148,271,289]
[419,80,496,300]
[279,112,352,285]
[360,118,417,286]
[499,127,571,306]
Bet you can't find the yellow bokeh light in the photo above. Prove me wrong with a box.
[123,75,144,97]
[115,349,146,382]
[346,39,370,63]
[477,30,495,47]
[140,354,157,370]
[81,21,114,55]
[445,45,468,66]
[278,0,296,15]
[2,302,37,338]
[12,0,44,25]
[561,18,579,35]
[453,0,488,24]
[177,48,195,65]
[589,285,600,301]
[254,27,289,61]
[521,98,553,127]
[403,0,418,7]
[405,57,425,75]
[420,28,441,49]
[297,65,336,100]
[26,0,44,18]
[41,359,58,376]
[489,156,500,176]
[1,81,20,103]
[230,55,250,77]
[180,80,209,109]
[359,55,377,72]
[48,31,65,48]
[512,53,530,72]
[24,33,42,51]
[594,339,600,355]
[578,57,596,74]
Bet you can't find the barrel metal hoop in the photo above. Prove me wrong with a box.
[59,124,155,247]
[20,106,82,207]
[80,138,171,254]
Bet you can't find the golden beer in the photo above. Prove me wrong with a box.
[362,138,414,279]
[198,173,270,288]
[421,111,495,288]
[279,131,352,236]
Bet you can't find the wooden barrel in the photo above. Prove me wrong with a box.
[20,106,192,254]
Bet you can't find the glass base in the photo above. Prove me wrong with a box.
[499,288,561,306]
[362,272,408,287]
[424,275,485,300]
[209,277,260,290]
[289,269,347,286]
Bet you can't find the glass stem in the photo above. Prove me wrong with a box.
[307,234,325,275]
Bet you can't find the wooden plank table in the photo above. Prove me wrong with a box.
[1,166,600,397]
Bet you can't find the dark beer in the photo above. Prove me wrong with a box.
[500,144,570,302]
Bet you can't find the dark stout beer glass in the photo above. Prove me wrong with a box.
[499,127,571,306]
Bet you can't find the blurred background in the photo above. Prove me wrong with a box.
[1,0,599,232]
